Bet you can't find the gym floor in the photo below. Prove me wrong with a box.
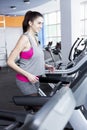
[0,67,24,111]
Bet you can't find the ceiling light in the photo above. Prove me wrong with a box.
[24,0,30,4]
[10,6,16,10]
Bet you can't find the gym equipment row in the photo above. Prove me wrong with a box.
[39,39,87,96]
[44,37,87,70]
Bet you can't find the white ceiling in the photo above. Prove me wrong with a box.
[0,0,52,16]
[0,0,87,16]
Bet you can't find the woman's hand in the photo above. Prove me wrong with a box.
[45,64,55,72]
[27,73,39,83]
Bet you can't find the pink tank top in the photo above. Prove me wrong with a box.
[20,48,33,59]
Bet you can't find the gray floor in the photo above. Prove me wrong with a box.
[0,67,24,111]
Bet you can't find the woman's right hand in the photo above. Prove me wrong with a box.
[27,73,39,83]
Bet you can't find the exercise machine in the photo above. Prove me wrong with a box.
[0,87,76,130]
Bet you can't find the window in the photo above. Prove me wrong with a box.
[80,2,87,38]
[44,11,61,46]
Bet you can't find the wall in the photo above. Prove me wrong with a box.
[0,16,23,67]
[60,0,81,65]
[5,27,22,56]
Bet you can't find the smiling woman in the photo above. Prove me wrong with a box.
[7,10,54,98]
[0,15,24,27]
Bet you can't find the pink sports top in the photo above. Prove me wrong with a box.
[20,47,33,59]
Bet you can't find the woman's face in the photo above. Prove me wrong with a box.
[29,16,43,33]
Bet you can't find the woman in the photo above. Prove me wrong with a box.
[7,11,54,96]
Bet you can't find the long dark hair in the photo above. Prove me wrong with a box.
[22,11,43,33]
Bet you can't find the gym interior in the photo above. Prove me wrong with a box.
[0,0,87,130]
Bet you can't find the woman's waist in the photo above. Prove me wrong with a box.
[16,73,40,82]
[16,73,29,82]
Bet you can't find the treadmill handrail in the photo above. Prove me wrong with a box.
[45,54,87,74]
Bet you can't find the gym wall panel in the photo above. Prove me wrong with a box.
[0,16,4,21]
[0,27,22,66]
[0,15,5,27]
[0,29,5,47]
[5,16,24,27]
[0,28,7,66]
[0,23,4,27]
[0,16,24,27]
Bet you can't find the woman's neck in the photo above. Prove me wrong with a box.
[27,30,39,46]
[27,30,35,37]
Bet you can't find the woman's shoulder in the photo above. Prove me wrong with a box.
[20,33,29,42]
